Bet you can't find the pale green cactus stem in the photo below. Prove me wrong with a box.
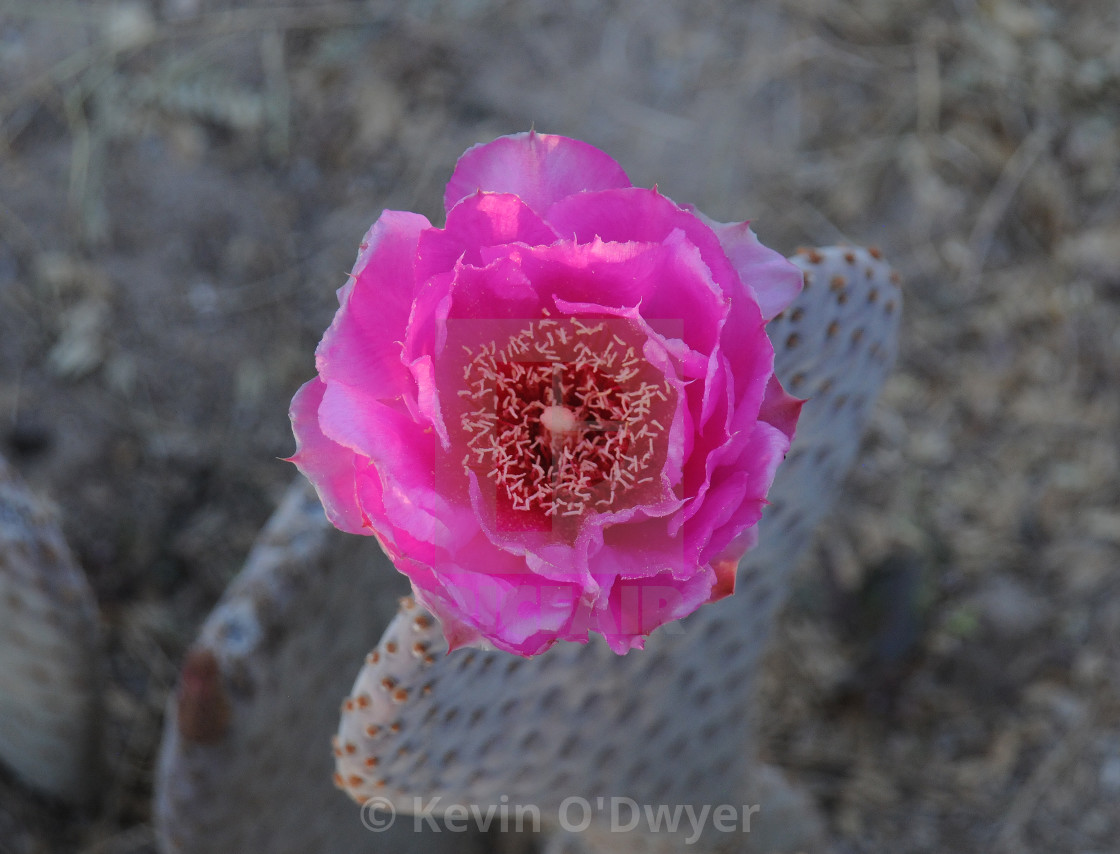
[154,246,900,854]
[0,453,103,805]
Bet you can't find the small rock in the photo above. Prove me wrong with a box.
[969,576,1046,638]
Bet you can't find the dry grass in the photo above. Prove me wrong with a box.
[1,1,1118,852]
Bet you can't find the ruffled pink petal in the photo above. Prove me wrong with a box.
[546,189,742,321]
[407,354,448,448]
[317,382,429,474]
[352,459,439,565]
[407,535,582,655]
[401,271,454,386]
[691,211,803,321]
[315,210,430,399]
[462,469,599,591]
[317,382,475,556]
[443,255,543,322]
[500,235,727,356]
[592,566,716,654]
[416,192,559,282]
[547,187,771,419]
[684,375,800,565]
[696,419,793,565]
[286,378,367,535]
[545,186,725,259]
[445,569,579,655]
[599,517,695,580]
[444,131,631,216]
[675,317,780,534]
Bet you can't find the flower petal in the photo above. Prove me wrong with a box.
[408,536,583,656]
[547,188,774,417]
[316,210,430,399]
[444,131,631,216]
[592,566,717,654]
[501,236,727,358]
[696,419,794,565]
[286,378,367,535]
[317,382,475,556]
[417,192,560,282]
[691,212,803,321]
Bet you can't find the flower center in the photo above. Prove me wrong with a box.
[457,316,673,528]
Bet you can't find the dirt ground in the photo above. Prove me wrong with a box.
[1,1,1118,852]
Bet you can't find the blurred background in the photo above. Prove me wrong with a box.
[1,0,1118,851]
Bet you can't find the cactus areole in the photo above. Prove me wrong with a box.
[288,132,803,655]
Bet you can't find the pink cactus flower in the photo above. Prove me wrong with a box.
[289,132,803,655]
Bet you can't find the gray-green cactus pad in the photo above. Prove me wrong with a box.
[0,454,102,804]
[153,478,484,853]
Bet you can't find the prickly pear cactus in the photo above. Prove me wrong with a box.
[155,247,900,853]
[331,247,899,847]
[0,454,102,804]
